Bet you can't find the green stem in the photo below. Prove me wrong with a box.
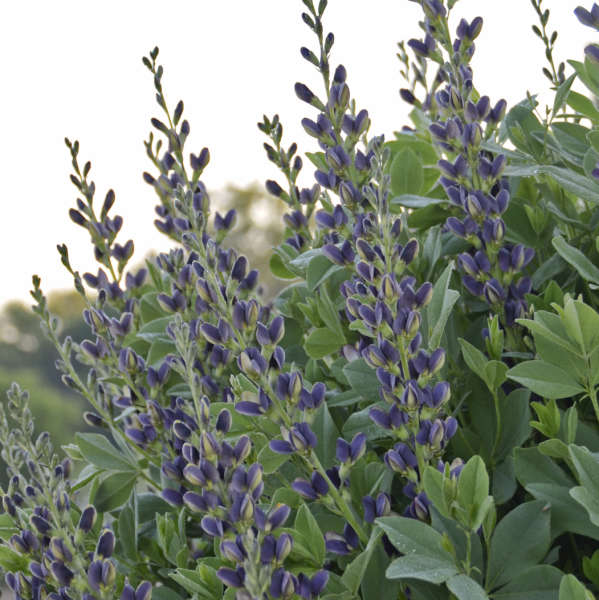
[588,385,599,425]
[490,389,502,463]
[309,450,368,545]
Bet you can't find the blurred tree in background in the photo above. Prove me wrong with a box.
[0,183,285,456]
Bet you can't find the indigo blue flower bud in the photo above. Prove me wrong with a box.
[362,492,391,523]
[88,559,116,591]
[83,411,105,428]
[229,255,247,282]
[298,570,329,599]
[217,566,245,588]
[399,239,419,264]
[487,99,507,124]
[483,278,506,305]
[215,409,232,434]
[336,432,366,464]
[234,436,252,464]
[221,537,246,563]
[162,488,183,506]
[326,145,351,170]
[586,44,599,62]
[266,180,284,198]
[51,561,74,586]
[120,581,152,600]
[238,347,268,377]
[173,419,192,440]
[270,423,317,454]
[428,348,446,374]
[30,514,51,534]
[462,275,484,296]
[264,504,291,532]
[214,208,237,232]
[298,381,326,411]
[274,532,293,563]
[408,34,435,58]
[400,88,417,104]
[295,82,317,105]
[96,529,115,558]
[325,524,359,555]
[575,4,599,28]
[270,568,298,599]
[415,282,433,307]
[385,443,418,474]
[291,470,329,500]
[201,516,225,537]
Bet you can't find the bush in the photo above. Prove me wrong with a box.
[3,1,599,598]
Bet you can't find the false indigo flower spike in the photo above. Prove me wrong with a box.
[410,0,535,334]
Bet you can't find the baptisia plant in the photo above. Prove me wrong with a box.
[400,0,536,351]
[3,0,599,599]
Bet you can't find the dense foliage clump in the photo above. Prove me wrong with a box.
[4,0,599,598]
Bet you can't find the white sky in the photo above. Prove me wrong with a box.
[0,0,587,305]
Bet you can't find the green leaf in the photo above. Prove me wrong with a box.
[427,263,460,350]
[118,502,137,561]
[312,403,339,467]
[570,487,599,526]
[506,360,584,399]
[559,574,593,600]
[542,166,599,204]
[376,516,455,562]
[516,316,582,356]
[343,403,392,441]
[94,471,137,512]
[386,555,458,584]
[446,574,489,600]
[147,338,176,367]
[0,545,28,571]
[170,564,223,599]
[483,360,508,392]
[553,73,576,115]
[552,236,599,284]
[295,504,325,566]
[317,285,345,338]
[257,443,290,474]
[136,315,174,342]
[456,456,491,531]
[568,444,599,525]
[75,433,137,471]
[342,359,380,403]
[391,194,446,209]
[341,530,383,593]
[390,148,424,196]
[493,565,563,600]
[139,292,168,323]
[269,253,296,279]
[526,482,599,539]
[304,327,345,359]
[459,338,487,378]
[495,389,531,462]
[306,254,346,292]
[486,501,551,590]
[423,467,450,519]
[567,90,599,120]
[514,446,574,488]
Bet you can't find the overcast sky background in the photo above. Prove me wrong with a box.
[0,0,589,305]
